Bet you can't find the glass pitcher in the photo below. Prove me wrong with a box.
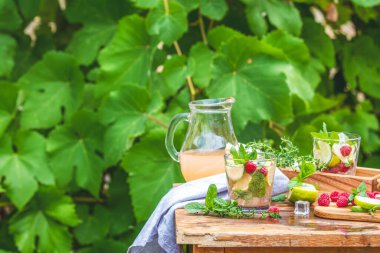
[165,98,238,181]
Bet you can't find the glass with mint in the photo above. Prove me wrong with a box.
[225,145,276,211]
[312,125,361,175]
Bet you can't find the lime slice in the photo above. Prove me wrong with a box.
[351,206,368,213]
[266,166,275,186]
[226,164,244,181]
[314,141,332,165]
[327,154,340,168]
[288,183,318,203]
[354,196,380,210]
[232,173,251,191]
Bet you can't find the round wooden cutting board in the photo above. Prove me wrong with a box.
[314,204,380,222]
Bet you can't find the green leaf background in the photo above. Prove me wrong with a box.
[0,0,380,252]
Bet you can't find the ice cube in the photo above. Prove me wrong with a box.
[294,201,310,216]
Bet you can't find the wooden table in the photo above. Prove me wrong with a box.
[175,203,380,253]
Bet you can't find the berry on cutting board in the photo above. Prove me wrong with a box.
[318,193,330,206]
[336,196,349,207]
[330,191,340,202]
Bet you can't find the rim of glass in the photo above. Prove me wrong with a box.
[312,132,361,141]
[189,97,235,110]
[224,152,277,161]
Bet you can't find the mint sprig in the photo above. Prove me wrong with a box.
[287,161,317,190]
[184,184,282,219]
[348,182,367,202]
[230,144,257,164]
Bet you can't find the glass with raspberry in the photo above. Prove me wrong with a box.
[224,152,276,211]
[312,132,361,175]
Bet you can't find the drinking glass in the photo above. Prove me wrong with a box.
[225,153,276,211]
[313,132,361,175]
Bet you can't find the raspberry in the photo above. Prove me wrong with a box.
[318,193,330,206]
[245,161,257,174]
[340,145,352,157]
[338,192,349,199]
[268,206,280,214]
[372,191,380,197]
[336,196,349,207]
[330,191,340,202]
[323,167,340,173]
[259,166,268,176]
[367,192,375,199]
[351,200,356,206]
[339,163,350,173]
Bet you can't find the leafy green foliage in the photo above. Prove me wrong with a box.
[287,161,316,189]
[0,0,380,251]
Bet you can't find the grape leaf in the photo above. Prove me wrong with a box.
[200,0,228,21]
[245,0,267,37]
[98,15,156,87]
[0,34,16,77]
[302,19,335,67]
[19,51,84,129]
[77,239,126,253]
[352,0,380,7]
[66,24,116,66]
[146,0,188,45]
[207,26,244,50]
[0,0,22,30]
[130,0,159,8]
[107,169,135,236]
[265,0,302,36]
[47,111,105,196]
[343,36,380,98]
[74,205,110,244]
[207,37,292,130]
[188,42,213,88]
[152,55,188,99]
[242,0,302,36]
[100,85,163,166]
[65,0,133,65]
[0,131,54,209]
[122,129,183,222]
[9,188,80,253]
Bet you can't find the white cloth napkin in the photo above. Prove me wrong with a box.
[128,168,289,253]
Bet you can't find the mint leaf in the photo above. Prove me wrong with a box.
[205,184,218,209]
[0,132,54,209]
[288,177,302,190]
[19,51,84,129]
[146,1,187,45]
[272,194,287,202]
[299,161,316,180]
[100,85,163,165]
[185,202,206,213]
[357,182,367,193]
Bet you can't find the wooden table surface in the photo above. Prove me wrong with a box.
[175,203,380,253]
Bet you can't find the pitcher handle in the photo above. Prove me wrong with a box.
[165,113,189,162]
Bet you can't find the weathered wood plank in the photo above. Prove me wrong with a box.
[176,208,380,248]
[281,167,380,193]
[224,248,380,253]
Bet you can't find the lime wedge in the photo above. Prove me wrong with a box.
[354,196,380,210]
[351,206,368,213]
[226,164,244,181]
[288,183,318,203]
[266,166,275,186]
[232,173,251,191]
[314,141,332,165]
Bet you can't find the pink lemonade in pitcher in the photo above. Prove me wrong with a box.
[166,98,237,182]
[179,149,226,181]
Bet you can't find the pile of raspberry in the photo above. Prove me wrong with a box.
[317,191,380,207]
